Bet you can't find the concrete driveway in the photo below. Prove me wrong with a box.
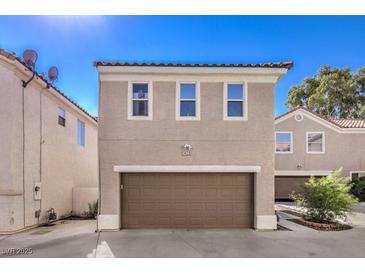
[1,211,365,258]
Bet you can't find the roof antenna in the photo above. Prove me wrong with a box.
[22,49,38,88]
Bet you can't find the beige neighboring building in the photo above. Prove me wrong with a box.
[96,61,292,231]
[0,49,98,233]
[275,106,365,199]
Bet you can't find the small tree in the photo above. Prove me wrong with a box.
[292,168,358,223]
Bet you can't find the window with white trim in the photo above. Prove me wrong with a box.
[77,119,85,147]
[176,82,200,120]
[128,82,153,120]
[275,132,293,153]
[58,107,66,127]
[224,83,247,120]
[306,132,324,153]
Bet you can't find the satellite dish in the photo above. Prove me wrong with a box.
[23,49,38,70]
[48,66,58,83]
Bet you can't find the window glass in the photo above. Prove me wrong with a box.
[58,107,66,127]
[180,101,196,117]
[133,101,148,116]
[180,83,196,99]
[179,83,196,117]
[132,83,148,99]
[276,132,292,152]
[227,101,243,117]
[132,83,149,116]
[226,83,244,117]
[307,133,323,152]
[227,84,243,99]
[77,120,85,146]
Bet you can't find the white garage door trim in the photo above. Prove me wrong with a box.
[113,165,261,173]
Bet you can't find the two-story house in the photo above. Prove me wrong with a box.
[275,106,365,199]
[0,49,98,233]
[96,61,292,230]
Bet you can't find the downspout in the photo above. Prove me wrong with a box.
[22,85,26,228]
[38,88,44,224]
[97,74,101,231]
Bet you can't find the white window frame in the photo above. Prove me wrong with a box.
[275,131,293,154]
[306,131,325,154]
[128,81,153,120]
[223,81,248,121]
[350,171,365,180]
[176,81,200,121]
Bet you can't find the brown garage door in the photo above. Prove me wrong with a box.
[121,173,253,229]
[275,176,310,199]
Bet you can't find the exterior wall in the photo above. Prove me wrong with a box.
[275,113,365,176]
[0,58,98,233]
[99,78,277,229]
[72,187,98,216]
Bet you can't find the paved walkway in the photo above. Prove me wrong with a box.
[1,212,365,258]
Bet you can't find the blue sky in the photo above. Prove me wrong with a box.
[1,16,365,116]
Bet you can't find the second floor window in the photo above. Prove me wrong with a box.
[176,83,200,120]
[224,83,247,120]
[306,132,325,153]
[58,107,66,127]
[128,82,152,120]
[77,119,85,147]
[275,132,293,153]
[133,83,149,116]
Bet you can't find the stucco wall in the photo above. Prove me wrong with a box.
[0,58,98,232]
[275,113,365,176]
[99,79,276,227]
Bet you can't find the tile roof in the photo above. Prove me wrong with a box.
[94,61,294,69]
[276,106,365,129]
[0,49,97,122]
[330,119,365,128]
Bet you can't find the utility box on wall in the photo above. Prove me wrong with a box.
[34,181,42,200]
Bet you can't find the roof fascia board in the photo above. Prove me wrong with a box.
[99,73,280,83]
[97,65,288,76]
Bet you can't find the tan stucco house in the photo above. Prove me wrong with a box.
[96,61,292,231]
[0,49,98,233]
[275,106,365,199]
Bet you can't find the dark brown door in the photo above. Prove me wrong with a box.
[121,173,253,228]
[275,176,311,199]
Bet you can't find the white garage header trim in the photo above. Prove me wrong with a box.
[113,165,261,173]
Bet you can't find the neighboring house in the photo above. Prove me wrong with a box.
[96,61,292,230]
[0,49,98,233]
[275,106,365,199]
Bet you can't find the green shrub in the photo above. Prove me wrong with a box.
[292,168,358,223]
[83,200,98,219]
[350,177,365,202]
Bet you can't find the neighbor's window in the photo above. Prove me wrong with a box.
[224,83,246,120]
[306,132,324,153]
[177,83,200,119]
[58,107,65,127]
[77,119,85,146]
[351,172,365,181]
[275,132,293,153]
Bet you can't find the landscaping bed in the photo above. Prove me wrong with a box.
[288,218,352,231]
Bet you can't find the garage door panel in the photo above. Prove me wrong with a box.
[122,173,253,228]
